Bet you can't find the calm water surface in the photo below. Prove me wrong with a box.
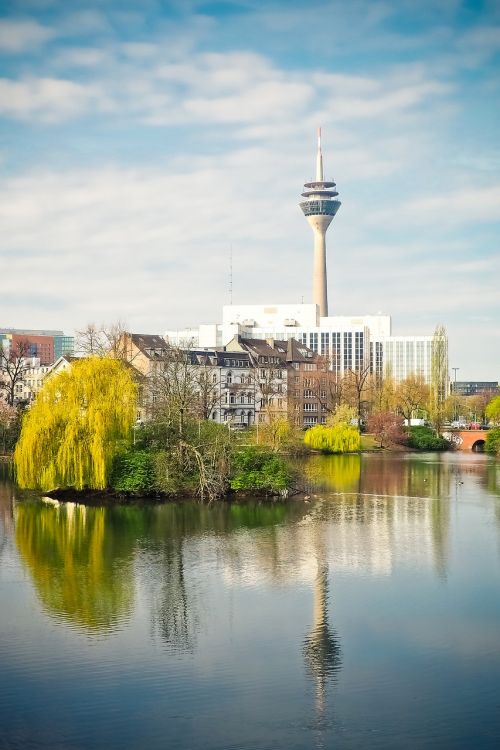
[1,453,500,749]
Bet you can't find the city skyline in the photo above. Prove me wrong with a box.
[1,0,499,379]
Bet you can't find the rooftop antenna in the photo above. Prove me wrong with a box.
[229,245,233,305]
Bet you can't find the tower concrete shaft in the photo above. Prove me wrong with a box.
[300,129,341,317]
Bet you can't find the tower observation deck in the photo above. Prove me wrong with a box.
[300,129,341,317]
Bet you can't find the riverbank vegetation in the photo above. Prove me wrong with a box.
[485,398,500,456]
[13,357,295,501]
[8,331,500,499]
[0,401,21,455]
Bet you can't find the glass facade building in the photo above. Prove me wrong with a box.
[54,335,75,359]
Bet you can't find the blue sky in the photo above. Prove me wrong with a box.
[0,0,499,378]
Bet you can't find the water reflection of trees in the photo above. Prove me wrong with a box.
[0,461,15,561]
[305,454,361,493]
[15,502,136,632]
[13,499,306,644]
[144,503,303,652]
[14,453,496,645]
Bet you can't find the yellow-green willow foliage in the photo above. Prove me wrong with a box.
[304,424,360,454]
[14,357,137,490]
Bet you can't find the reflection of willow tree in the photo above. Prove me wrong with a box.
[15,502,136,632]
[304,454,361,493]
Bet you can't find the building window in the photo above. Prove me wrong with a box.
[355,331,364,371]
[309,332,319,353]
[343,332,352,371]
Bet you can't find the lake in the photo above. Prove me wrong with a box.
[1,452,500,749]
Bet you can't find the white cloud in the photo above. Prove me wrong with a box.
[375,185,500,226]
[0,77,110,122]
[52,46,111,68]
[0,19,53,52]
[0,3,498,377]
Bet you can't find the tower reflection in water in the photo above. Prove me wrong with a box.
[303,556,341,726]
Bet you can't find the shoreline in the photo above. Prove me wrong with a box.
[44,487,300,506]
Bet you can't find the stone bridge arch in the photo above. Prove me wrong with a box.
[441,430,488,451]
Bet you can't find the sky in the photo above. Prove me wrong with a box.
[0,0,499,379]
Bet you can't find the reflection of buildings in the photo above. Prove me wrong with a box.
[221,490,450,583]
[323,494,448,578]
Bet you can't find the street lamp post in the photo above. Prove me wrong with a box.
[452,368,459,421]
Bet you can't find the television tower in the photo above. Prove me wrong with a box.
[300,129,341,317]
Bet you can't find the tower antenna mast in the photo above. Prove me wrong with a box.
[229,245,233,305]
[299,128,341,318]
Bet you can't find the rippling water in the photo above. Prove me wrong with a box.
[1,453,500,749]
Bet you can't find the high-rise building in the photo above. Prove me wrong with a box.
[165,131,448,387]
[299,129,341,317]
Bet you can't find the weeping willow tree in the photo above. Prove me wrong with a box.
[15,502,135,631]
[14,357,137,490]
[304,424,360,454]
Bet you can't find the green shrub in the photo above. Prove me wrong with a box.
[407,426,449,451]
[111,450,157,493]
[485,428,500,456]
[230,446,293,495]
[304,423,360,454]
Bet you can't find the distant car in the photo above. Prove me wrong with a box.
[450,420,467,429]
[469,422,481,430]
